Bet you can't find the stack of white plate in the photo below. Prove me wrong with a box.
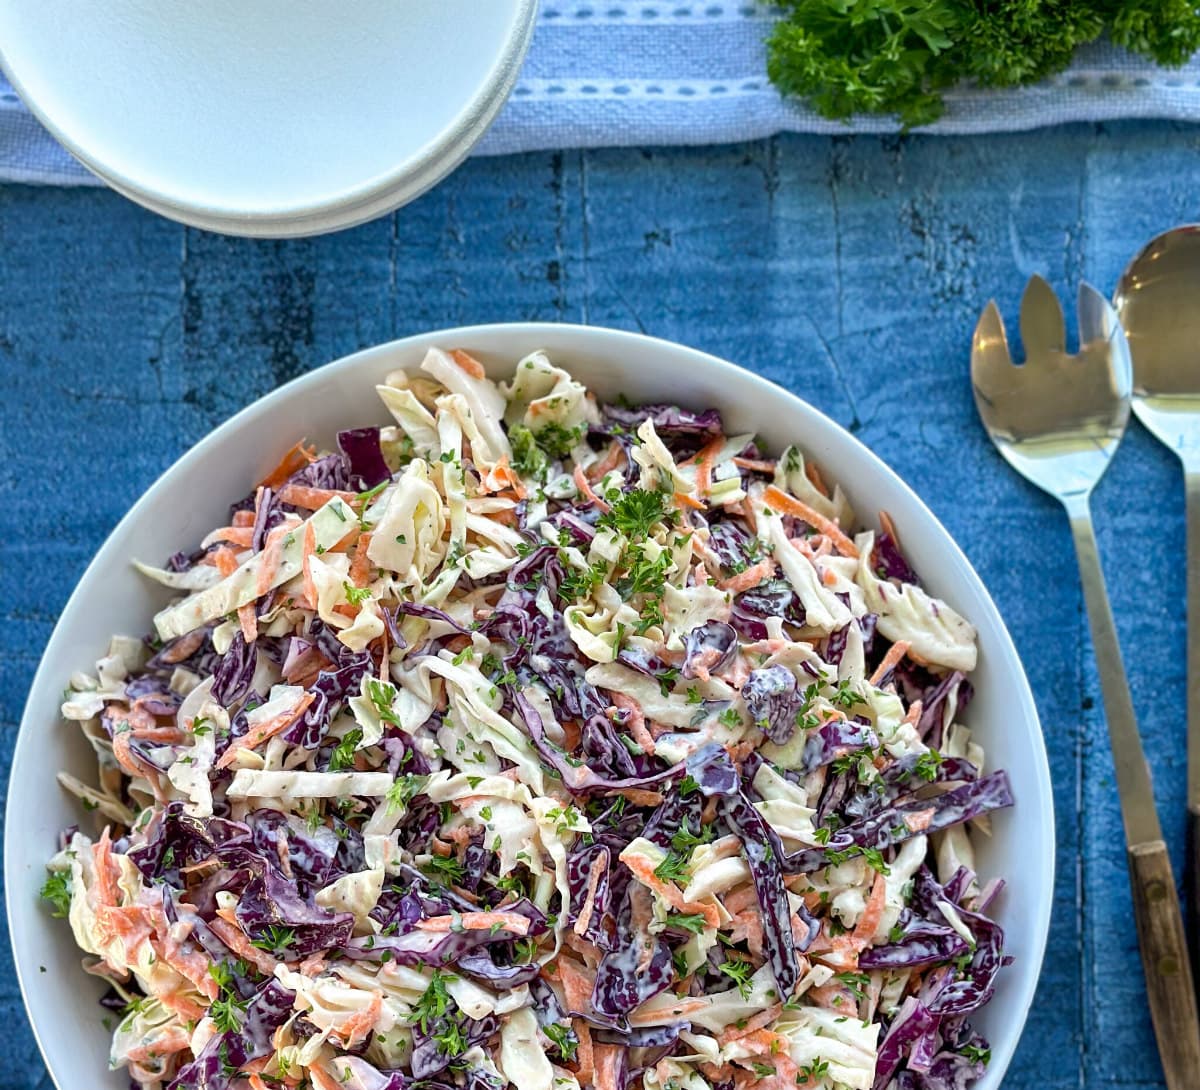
[0,0,537,236]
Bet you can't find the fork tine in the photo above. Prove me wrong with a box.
[970,299,1014,395]
[1078,281,1133,397]
[1020,274,1066,357]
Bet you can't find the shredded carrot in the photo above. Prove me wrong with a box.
[93,828,119,907]
[593,1044,625,1090]
[612,692,655,756]
[869,640,911,686]
[627,995,711,1026]
[572,1020,595,1085]
[551,957,596,1015]
[587,441,625,482]
[308,1065,344,1090]
[851,871,888,949]
[728,908,765,958]
[231,509,256,528]
[878,509,899,543]
[348,531,373,588]
[718,1003,783,1045]
[237,602,258,644]
[210,910,279,975]
[111,731,167,799]
[673,490,706,511]
[450,348,487,379]
[805,460,830,498]
[733,1048,799,1090]
[254,524,288,598]
[619,787,666,808]
[213,547,240,578]
[416,911,532,936]
[335,992,382,1049]
[124,1026,193,1063]
[301,519,318,610]
[259,440,317,490]
[206,526,255,548]
[763,485,858,558]
[619,849,720,928]
[904,807,935,833]
[214,692,315,770]
[732,456,777,474]
[718,557,775,594]
[276,483,356,510]
[694,435,725,498]
[130,725,187,744]
[574,852,608,938]
[722,882,760,917]
[153,932,217,1001]
[574,463,611,512]
[481,455,528,500]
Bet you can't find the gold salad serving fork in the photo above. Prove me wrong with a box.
[971,276,1200,1090]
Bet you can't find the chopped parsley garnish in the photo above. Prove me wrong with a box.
[615,547,670,601]
[510,422,585,478]
[797,1059,829,1084]
[386,773,425,813]
[510,425,547,477]
[862,847,891,875]
[599,488,668,540]
[653,849,692,885]
[208,963,248,1033]
[409,968,454,1033]
[557,558,608,604]
[367,678,402,727]
[962,1044,991,1066]
[718,957,755,999]
[423,854,466,886]
[328,728,364,771]
[343,582,372,606]
[250,925,296,954]
[914,749,944,781]
[670,819,713,853]
[830,679,863,708]
[668,913,710,934]
[834,971,870,1000]
[543,1022,578,1061]
[39,872,71,918]
[678,774,700,799]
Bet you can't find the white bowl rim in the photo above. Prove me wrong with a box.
[7,322,1054,1088]
[0,1,537,237]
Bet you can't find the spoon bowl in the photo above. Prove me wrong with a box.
[1115,223,1200,1007]
[1115,225,1200,466]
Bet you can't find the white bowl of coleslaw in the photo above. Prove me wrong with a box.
[7,324,1052,1090]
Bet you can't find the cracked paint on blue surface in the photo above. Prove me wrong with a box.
[2,120,1199,1089]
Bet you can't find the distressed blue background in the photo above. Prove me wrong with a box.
[1,120,1196,1088]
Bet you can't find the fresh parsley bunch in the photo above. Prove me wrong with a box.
[766,0,1200,127]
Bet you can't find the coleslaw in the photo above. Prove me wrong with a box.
[43,348,1013,1090]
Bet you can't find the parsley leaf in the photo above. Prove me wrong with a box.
[765,1,1200,129]
[599,489,667,540]
[328,728,364,771]
[39,872,71,918]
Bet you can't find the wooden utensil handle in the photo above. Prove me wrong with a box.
[1189,805,1200,990]
[1129,839,1200,1088]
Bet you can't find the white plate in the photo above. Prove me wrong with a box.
[0,1,536,237]
[6,325,1053,1089]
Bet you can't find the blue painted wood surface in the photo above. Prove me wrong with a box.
[2,120,1199,1089]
